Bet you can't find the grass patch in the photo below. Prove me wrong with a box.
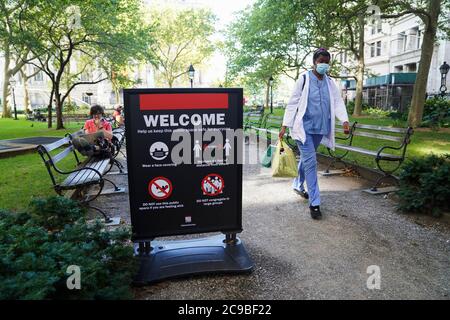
[0,117,87,211]
[0,118,84,140]
[0,149,87,211]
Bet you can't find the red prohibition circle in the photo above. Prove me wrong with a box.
[201,173,225,196]
[148,176,173,200]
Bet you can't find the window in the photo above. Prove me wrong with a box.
[370,20,382,35]
[82,93,91,105]
[377,21,382,33]
[34,67,43,82]
[376,41,382,56]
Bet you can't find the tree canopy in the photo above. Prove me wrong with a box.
[148,6,216,88]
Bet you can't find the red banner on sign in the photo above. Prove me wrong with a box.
[139,93,228,110]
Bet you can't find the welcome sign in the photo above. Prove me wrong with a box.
[123,88,243,240]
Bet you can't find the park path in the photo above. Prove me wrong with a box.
[90,141,450,300]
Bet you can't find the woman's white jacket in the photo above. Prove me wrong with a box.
[282,71,349,150]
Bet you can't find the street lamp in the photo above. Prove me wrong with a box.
[188,64,195,88]
[269,76,274,113]
[439,61,449,97]
[9,79,18,120]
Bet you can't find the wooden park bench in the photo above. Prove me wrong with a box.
[243,111,265,140]
[37,134,125,224]
[324,122,414,193]
[244,112,297,151]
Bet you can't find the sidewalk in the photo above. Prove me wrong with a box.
[90,142,450,300]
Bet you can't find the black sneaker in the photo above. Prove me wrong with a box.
[310,205,322,220]
[294,189,309,199]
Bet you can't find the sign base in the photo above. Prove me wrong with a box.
[133,234,254,285]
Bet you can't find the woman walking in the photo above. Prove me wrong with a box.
[279,48,350,220]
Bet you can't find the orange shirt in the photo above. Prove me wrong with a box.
[84,119,112,134]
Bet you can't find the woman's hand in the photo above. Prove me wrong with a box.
[343,121,350,134]
[279,126,287,140]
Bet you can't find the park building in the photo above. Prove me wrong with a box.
[337,13,450,112]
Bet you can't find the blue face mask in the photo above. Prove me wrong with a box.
[316,63,330,75]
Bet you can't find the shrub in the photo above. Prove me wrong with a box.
[397,154,450,217]
[346,101,355,115]
[363,107,390,118]
[0,196,137,299]
[388,110,408,122]
[346,101,370,115]
[422,97,450,129]
[62,101,78,114]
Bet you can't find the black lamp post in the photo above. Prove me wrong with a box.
[269,75,274,113]
[439,61,449,97]
[188,64,195,88]
[9,79,18,120]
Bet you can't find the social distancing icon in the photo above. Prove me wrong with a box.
[201,174,224,196]
[149,176,172,200]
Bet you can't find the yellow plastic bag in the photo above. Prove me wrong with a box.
[271,139,298,178]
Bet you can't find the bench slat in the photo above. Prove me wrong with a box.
[65,158,97,186]
[335,144,402,160]
[52,145,75,164]
[355,123,408,133]
[43,137,71,152]
[81,158,109,183]
[61,158,110,187]
[353,130,403,142]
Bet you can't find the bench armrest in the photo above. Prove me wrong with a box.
[376,144,404,160]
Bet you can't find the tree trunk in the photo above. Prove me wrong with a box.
[114,87,120,104]
[353,13,365,117]
[408,0,441,127]
[265,80,270,109]
[2,46,11,118]
[47,85,54,128]
[55,92,64,130]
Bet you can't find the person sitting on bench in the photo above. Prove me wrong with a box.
[84,104,113,140]
[112,104,125,127]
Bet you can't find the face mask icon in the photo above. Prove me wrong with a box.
[152,148,168,158]
[149,141,169,161]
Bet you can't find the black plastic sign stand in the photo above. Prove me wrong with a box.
[123,88,253,284]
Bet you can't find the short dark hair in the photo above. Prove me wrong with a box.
[313,48,331,63]
[90,104,104,117]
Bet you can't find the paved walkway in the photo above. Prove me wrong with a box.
[0,136,61,157]
[89,142,450,300]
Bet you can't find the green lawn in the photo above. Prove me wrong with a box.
[0,118,86,211]
[0,117,84,140]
